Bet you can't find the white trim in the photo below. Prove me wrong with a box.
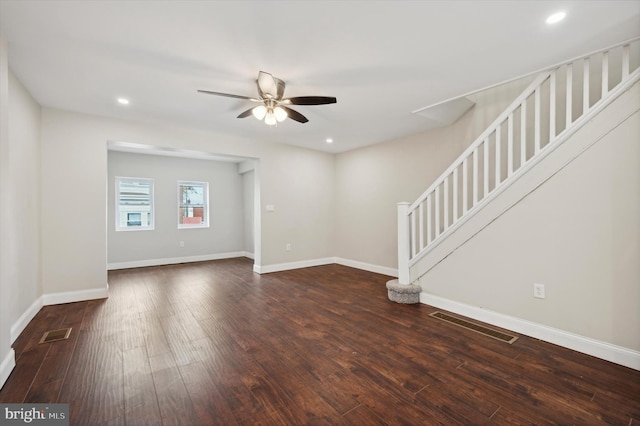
[421,293,640,371]
[253,257,397,277]
[107,251,247,270]
[335,257,397,277]
[107,140,248,163]
[10,296,43,343]
[0,349,15,390]
[254,257,335,274]
[252,161,262,270]
[243,251,255,260]
[43,286,109,306]
[238,159,257,174]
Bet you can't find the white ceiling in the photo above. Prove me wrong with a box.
[1,1,639,153]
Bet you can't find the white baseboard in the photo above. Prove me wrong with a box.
[10,296,43,344]
[43,285,109,306]
[107,251,247,270]
[421,292,640,371]
[253,256,397,277]
[0,348,15,390]
[243,251,255,260]
[254,257,335,274]
[335,257,398,277]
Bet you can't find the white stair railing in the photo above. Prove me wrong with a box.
[397,38,640,284]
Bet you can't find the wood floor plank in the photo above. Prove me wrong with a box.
[415,382,498,424]
[177,361,239,426]
[23,302,88,403]
[141,314,173,359]
[151,366,198,426]
[0,343,51,402]
[65,338,124,424]
[11,305,63,360]
[237,335,348,423]
[1,258,638,425]
[122,346,162,425]
[244,331,361,415]
[341,404,388,425]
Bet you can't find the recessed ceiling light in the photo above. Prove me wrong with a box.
[326,138,333,144]
[117,97,130,105]
[546,11,566,24]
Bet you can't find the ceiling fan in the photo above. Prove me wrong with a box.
[198,71,336,126]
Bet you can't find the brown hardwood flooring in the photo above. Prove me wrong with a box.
[1,257,639,425]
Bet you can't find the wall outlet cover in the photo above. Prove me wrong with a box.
[533,283,545,299]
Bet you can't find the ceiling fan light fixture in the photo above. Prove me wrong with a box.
[252,105,267,120]
[274,106,287,122]
[264,110,277,126]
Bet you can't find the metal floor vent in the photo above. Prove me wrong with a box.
[39,328,72,344]
[430,312,518,344]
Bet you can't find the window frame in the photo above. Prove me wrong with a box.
[115,176,155,232]
[177,180,210,229]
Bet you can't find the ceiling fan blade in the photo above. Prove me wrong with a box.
[197,90,259,101]
[280,106,309,123]
[284,96,337,105]
[257,71,278,99]
[237,107,255,118]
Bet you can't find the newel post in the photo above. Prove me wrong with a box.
[397,202,411,285]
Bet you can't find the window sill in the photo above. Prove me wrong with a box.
[116,226,155,232]
[178,224,209,230]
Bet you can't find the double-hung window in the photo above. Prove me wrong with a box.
[178,181,209,228]
[116,177,154,231]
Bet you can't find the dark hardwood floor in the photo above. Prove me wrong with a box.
[1,258,638,425]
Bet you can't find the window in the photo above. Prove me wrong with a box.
[116,177,154,231]
[127,212,142,226]
[178,181,209,228]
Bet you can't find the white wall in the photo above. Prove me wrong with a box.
[40,108,335,296]
[334,77,533,270]
[107,151,244,266]
[242,169,255,257]
[0,47,42,387]
[0,36,12,389]
[261,147,334,266]
[6,70,41,327]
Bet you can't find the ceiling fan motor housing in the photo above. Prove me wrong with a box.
[257,76,286,100]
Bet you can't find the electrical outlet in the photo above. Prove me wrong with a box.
[179,241,185,248]
[533,283,545,299]
[285,243,291,251]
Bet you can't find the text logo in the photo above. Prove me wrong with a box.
[0,404,68,425]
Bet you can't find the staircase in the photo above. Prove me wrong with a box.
[396,38,640,286]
